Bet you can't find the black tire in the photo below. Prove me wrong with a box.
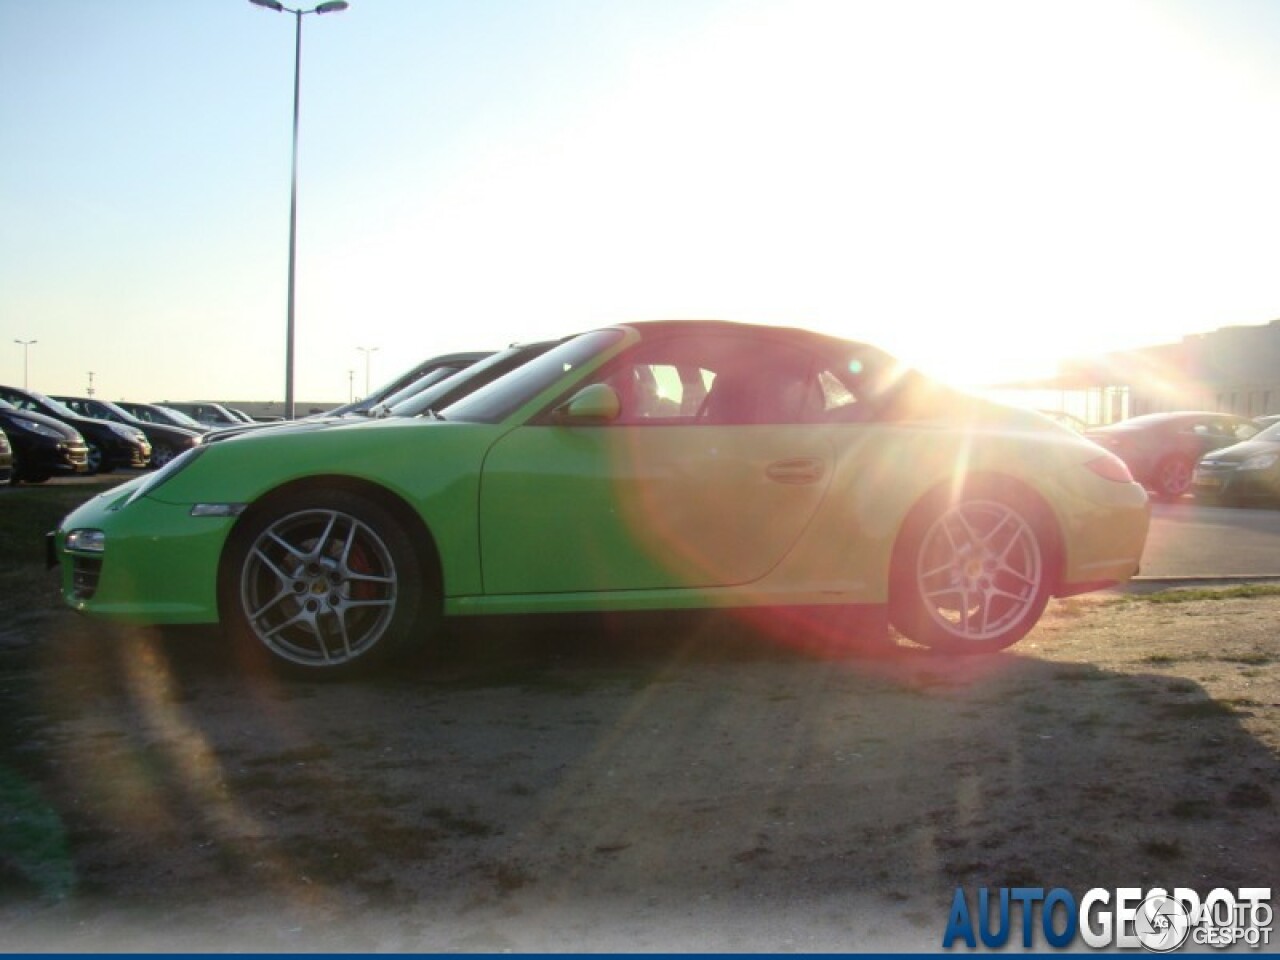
[1151,455,1193,500]
[889,479,1057,654]
[85,442,114,474]
[219,489,433,677]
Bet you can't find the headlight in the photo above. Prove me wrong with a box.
[65,529,106,553]
[13,419,64,439]
[107,422,144,442]
[1240,453,1279,472]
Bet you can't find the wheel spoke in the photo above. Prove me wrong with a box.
[247,586,292,622]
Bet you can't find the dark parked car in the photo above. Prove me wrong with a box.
[0,385,150,474]
[1085,411,1260,499]
[53,396,200,469]
[157,402,245,429]
[1193,420,1280,505]
[116,401,210,434]
[202,343,554,444]
[323,351,492,418]
[0,399,90,483]
[0,428,12,485]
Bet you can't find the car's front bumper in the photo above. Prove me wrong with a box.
[1193,463,1280,502]
[55,486,232,624]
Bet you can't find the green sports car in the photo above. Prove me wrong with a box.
[53,321,1150,674]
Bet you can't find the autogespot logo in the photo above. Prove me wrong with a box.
[942,886,1273,951]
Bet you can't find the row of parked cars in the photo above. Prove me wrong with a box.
[1082,410,1280,504]
[0,384,284,485]
[9,355,1280,510]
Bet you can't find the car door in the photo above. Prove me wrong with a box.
[478,333,834,596]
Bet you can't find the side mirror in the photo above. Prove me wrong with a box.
[554,383,621,424]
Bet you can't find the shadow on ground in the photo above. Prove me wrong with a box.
[0,605,1275,951]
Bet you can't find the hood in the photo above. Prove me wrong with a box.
[0,406,83,441]
[1198,437,1280,463]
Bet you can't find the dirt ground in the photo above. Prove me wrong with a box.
[0,591,1276,952]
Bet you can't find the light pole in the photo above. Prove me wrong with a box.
[87,371,96,397]
[248,0,350,420]
[357,346,378,398]
[348,368,354,402]
[14,339,36,389]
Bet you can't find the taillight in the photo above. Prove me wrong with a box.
[1084,453,1135,483]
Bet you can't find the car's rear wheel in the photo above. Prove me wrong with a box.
[220,489,431,677]
[1152,455,1193,500]
[890,481,1056,654]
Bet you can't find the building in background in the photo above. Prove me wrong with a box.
[991,319,1280,426]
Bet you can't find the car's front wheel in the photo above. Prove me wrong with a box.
[890,481,1056,654]
[220,489,432,677]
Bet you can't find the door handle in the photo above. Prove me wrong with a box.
[765,458,825,485]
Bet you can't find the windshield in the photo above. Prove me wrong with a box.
[27,390,78,418]
[444,330,625,423]
[1254,421,1280,442]
[154,405,204,429]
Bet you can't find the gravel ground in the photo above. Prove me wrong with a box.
[0,592,1276,952]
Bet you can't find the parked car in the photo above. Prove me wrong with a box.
[0,429,12,485]
[323,351,492,418]
[52,396,200,468]
[0,399,90,484]
[1037,410,1089,433]
[0,386,149,473]
[201,350,504,444]
[157,402,244,429]
[1192,420,1280,505]
[116,401,210,434]
[1084,412,1260,499]
[373,340,559,419]
[1253,414,1280,430]
[54,320,1150,676]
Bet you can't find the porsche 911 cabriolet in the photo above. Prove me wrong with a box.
[53,321,1150,674]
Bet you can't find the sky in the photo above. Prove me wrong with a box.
[3,0,1280,407]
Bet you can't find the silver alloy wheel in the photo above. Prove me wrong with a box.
[239,507,399,667]
[914,497,1043,643]
[85,442,103,474]
[150,445,175,469]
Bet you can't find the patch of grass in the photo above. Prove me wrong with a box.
[425,806,498,838]
[1160,700,1236,720]
[1220,653,1274,666]
[0,484,126,620]
[1121,585,1280,604]
[1226,782,1271,809]
[1169,798,1213,820]
[490,859,535,893]
[1139,839,1183,861]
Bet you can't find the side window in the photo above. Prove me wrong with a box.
[588,334,844,426]
[605,362,714,423]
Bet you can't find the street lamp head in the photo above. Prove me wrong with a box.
[315,1,349,13]
[248,0,286,10]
